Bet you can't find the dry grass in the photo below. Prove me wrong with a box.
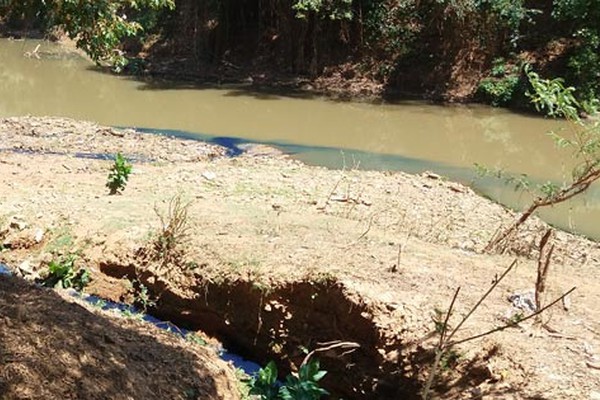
[142,194,193,279]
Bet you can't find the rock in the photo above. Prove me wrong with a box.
[448,183,465,193]
[562,293,571,311]
[508,290,537,313]
[590,391,600,400]
[34,228,44,243]
[17,260,39,280]
[18,260,33,275]
[586,360,600,370]
[202,171,216,181]
[9,216,27,231]
[423,171,441,180]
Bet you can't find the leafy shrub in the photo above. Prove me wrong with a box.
[249,361,280,400]
[42,255,90,291]
[477,75,521,106]
[106,153,132,195]
[249,359,329,400]
[566,29,600,103]
[292,0,353,20]
[129,279,156,312]
[476,59,525,106]
[279,360,329,400]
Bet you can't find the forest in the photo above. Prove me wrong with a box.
[1,0,599,106]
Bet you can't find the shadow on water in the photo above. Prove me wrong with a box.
[87,62,549,119]
[85,64,331,101]
[88,63,438,105]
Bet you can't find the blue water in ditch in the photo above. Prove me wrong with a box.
[0,262,261,376]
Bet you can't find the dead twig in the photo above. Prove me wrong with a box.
[301,340,360,367]
[446,287,576,348]
[421,257,576,400]
[536,229,554,314]
[421,287,460,400]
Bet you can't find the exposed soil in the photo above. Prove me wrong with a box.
[1,117,600,399]
[0,274,240,400]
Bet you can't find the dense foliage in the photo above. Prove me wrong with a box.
[0,0,173,70]
[552,0,600,103]
[1,0,598,104]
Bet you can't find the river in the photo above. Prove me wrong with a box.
[1,38,599,240]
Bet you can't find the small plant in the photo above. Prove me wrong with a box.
[106,153,132,195]
[279,360,329,400]
[438,348,462,370]
[129,280,156,313]
[249,361,280,400]
[120,308,144,320]
[42,255,90,291]
[248,359,329,400]
[185,332,208,347]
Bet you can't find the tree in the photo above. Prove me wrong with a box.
[0,0,175,70]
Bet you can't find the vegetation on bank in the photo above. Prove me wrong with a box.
[0,1,599,106]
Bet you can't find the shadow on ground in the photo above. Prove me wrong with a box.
[0,274,235,400]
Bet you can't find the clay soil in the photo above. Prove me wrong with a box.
[1,117,600,399]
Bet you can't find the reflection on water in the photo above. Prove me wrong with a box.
[1,39,598,240]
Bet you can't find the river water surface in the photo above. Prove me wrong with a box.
[2,38,599,240]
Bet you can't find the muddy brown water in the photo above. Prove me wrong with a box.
[2,38,600,240]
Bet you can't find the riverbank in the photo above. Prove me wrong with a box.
[1,117,600,399]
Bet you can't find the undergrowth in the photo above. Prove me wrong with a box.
[42,254,90,291]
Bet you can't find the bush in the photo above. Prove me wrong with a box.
[477,75,521,106]
[476,59,525,106]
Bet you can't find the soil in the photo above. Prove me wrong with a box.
[1,116,600,399]
[0,273,240,400]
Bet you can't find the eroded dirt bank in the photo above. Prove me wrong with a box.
[0,274,240,400]
[1,117,600,399]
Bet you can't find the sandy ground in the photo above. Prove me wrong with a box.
[1,116,599,399]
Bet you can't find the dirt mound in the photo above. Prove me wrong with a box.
[0,274,240,400]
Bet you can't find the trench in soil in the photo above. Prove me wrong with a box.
[97,260,426,399]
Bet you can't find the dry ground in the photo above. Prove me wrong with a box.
[0,273,239,400]
[1,116,599,399]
